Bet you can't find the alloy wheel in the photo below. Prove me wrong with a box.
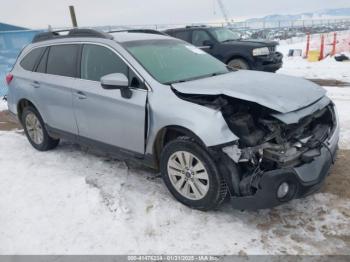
[167,151,210,200]
[25,112,44,145]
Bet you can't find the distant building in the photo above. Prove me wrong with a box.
[0,22,27,31]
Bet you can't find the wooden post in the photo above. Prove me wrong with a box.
[319,35,325,60]
[331,32,337,56]
[69,6,78,28]
[305,33,310,58]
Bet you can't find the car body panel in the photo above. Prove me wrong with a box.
[145,86,238,154]
[7,31,339,210]
[272,96,332,124]
[8,35,239,154]
[172,70,326,114]
[72,79,147,153]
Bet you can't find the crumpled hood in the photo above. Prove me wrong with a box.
[172,70,326,114]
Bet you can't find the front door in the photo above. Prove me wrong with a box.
[191,30,215,55]
[72,44,147,154]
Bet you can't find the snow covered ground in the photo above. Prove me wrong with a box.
[0,98,7,111]
[277,40,350,83]
[1,42,350,255]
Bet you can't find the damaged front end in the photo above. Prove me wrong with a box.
[176,91,340,209]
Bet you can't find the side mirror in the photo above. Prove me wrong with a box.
[101,73,132,99]
[202,40,214,49]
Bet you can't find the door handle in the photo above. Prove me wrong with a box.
[75,91,87,100]
[31,81,40,88]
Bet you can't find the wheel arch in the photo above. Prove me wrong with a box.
[226,54,252,68]
[152,125,205,169]
[17,98,40,124]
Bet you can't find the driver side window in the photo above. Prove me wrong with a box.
[192,30,211,47]
[81,44,128,82]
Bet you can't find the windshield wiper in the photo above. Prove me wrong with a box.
[222,39,239,43]
[164,71,229,85]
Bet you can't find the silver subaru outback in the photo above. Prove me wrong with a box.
[6,29,339,211]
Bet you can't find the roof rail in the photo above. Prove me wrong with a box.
[108,28,166,36]
[32,28,114,43]
[185,25,208,29]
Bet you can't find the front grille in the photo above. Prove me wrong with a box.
[268,46,276,53]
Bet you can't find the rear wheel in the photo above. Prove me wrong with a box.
[228,58,250,70]
[160,137,227,211]
[22,106,60,151]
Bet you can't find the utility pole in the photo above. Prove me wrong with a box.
[216,0,232,26]
[69,5,78,28]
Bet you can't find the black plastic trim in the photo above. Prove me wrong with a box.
[230,143,338,210]
[46,125,156,169]
[32,29,114,43]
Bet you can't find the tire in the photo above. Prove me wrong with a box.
[227,58,250,70]
[22,106,60,151]
[160,137,227,211]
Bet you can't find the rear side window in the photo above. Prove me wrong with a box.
[20,47,44,71]
[81,44,128,82]
[47,45,79,77]
[173,31,191,42]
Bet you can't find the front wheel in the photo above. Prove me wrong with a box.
[227,58,250,70]
[22,106,60,151]
[160,138,227,211]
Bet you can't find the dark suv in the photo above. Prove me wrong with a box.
[165,26,283,72]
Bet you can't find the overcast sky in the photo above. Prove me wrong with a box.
[1,0,350,29]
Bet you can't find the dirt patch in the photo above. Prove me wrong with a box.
[322,150,350,199]
[253,150,350,255]
[308,79,350,87]
[0,110,20,131]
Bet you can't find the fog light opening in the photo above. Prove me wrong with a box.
[277,182,290,199]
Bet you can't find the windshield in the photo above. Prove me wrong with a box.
[123,39,229,84]
[210,28,241,42]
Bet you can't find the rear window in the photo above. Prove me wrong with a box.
[20,47,44,71]
[46,45,79,77]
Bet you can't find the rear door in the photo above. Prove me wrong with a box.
[72,44,147,154]
[32,44,79,134]
[9,47,45,113]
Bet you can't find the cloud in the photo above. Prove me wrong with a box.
[0,0,349,29]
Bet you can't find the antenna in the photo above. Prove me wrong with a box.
[216,0,232,26]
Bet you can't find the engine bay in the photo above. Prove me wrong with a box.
[175,92,336,197]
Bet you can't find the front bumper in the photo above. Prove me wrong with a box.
[230,115,340,210]
[253,52,283,72]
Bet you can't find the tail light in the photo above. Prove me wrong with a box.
[6,73,13,85]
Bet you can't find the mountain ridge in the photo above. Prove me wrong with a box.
[246,8,350,22]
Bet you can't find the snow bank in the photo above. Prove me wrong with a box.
[277,54,350,83]
[0,98,7,111]
[0,131,349,255]
[277,33,350,83]
[325,87,350,149]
